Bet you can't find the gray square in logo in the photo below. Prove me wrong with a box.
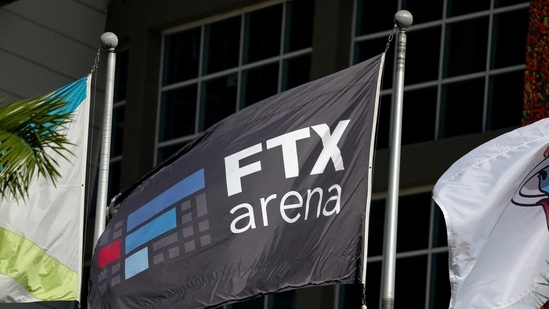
[182,226,194,238]
[115,220,124,229]
[169,246,180,258]
[98,270,107,282]
[112,229,122,240]
[111,275,120,286]
[184,240,196,252]
[111,263,120,274]
[196,193,208,217]
[154,253,164,265]
[153,232,178,251]
[200,234,211,246]
[198,220,209,232]
[181,213,192,224]
[181,200,191,211]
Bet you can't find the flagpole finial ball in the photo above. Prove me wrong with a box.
[100,32,118,50]
[394,10,413,29]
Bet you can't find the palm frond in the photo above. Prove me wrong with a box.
[0,95,74,201]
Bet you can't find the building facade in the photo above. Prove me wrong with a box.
[0,1,107,308]
[100,0,531,308]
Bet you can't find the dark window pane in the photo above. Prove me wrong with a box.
[402,87,437,145]
[354,38,387,63]
[241,63,279,108]
[444,17,489,77]
[162,27,201,85]
[375,95,391,150]
[284,0,314,52]
[401,0,443,24]
[354,38,393,90]
[243,5,283,64]
[337,284,364,309]
[432,204,448,248]
[494,0,529,7]
[439,79,484,138]
[156,142,187,165]
[487,71,523,130]
[203,17,241,74]
[355,0,398,35]
[108,160,121,201]
[272,290,296,309]
[200,74,238,130]
[366,261,382,308]
[447,0,490,17]
[231,296,264,309]
[368,199,385,256]
[111,105,125,156]
[397,193,431,252]
[491,9,528,69]
[405,26,441,85]
[429,252,451,309]
[114,49,129,101]
[159,85,197,142]
[282,54,311,91]
[395,256,427,308]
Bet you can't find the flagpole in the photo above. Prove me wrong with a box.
[93,32,118,249]
[381,10,412,309]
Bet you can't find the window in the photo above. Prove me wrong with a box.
[224,291,296,309]
[352,1,529,307]
[157,0,314,165]
[354,0,529,148]
[342,192,450,308]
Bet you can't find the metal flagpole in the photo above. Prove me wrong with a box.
[381,10,412,309]
[93,32,118,249]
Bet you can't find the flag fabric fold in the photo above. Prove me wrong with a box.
[433,118,549,309]
[0,76,91,303]
[88,53,385,309]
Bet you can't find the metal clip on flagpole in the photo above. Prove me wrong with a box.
[93,32,118,249]
[381,10,412,309]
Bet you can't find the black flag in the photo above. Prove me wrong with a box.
[88,53,385,309]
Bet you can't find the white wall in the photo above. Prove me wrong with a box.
[0,0,109,101]
[0,0,112,183]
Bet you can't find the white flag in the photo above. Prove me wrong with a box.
[0,76,90,302]
[433,118,549,309]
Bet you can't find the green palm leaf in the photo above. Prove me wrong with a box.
[0,95,73,201]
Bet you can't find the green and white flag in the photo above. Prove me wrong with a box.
[0,76,90,302]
